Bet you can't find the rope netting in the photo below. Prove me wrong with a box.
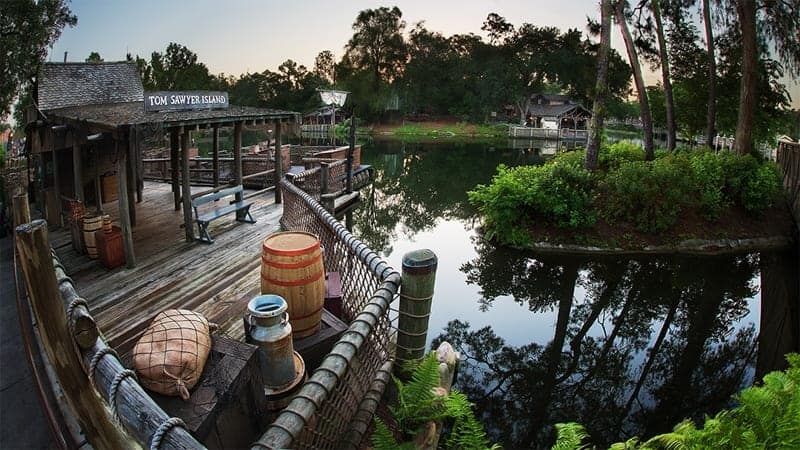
[257,174,400,449]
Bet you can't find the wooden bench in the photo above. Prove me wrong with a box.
[192,185,256,244]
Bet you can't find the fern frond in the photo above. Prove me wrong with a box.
[372,418,400,450]
[552,422,589,450]
[445,406,492,450]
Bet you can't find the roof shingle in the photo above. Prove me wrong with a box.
[39,62,144,110]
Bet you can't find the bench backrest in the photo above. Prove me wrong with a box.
[192,185,244,208]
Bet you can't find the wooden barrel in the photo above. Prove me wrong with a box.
[102,214,112,233]
[83,215,103,259]
[261,232,325,338]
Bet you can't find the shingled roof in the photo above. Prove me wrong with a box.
[46,101,298,129]
[526,103,591,118]
[38,62,144,110]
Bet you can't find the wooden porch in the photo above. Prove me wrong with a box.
[49,181,282,357]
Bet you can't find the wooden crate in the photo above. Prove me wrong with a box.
[293,308,348,371]
[95,226,124,269]
[150,336,267,449]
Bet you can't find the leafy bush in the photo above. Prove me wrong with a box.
[554,149,588,169]
[601,157,692,233]
[553,353,800,450]
[372,353,498,450]
[468,161,596,245]
[689,151,727,220]
[741,162,783,213]
[599,140,646,170]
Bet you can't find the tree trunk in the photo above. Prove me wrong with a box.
[703,0,717,147]
[652,0,675,151]
[734,0,757,155]
[616,0,655,159]
[586,0,612,170]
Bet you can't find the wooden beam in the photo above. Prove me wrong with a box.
[212,126,220,187]
[233,121,243,202]
[116,139,136,268]
[170,129,180,211]
[93,145,102,215]
[274,120,282,204]
[181,128,194,242]
[72,134,84,202]
[14,220,133,449]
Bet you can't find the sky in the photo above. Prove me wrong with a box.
[47,0,799,108]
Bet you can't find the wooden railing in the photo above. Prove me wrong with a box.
[12,194,205,450]
[509,126,588,141]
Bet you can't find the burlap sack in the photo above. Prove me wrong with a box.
[132,309,212,400]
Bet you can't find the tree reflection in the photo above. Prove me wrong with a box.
[434,240,767,449]
[351,140,545,254]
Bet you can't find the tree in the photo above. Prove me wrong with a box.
[0,0,77,120]
[734,0,758,155]
[586,0,613,171]
[138,43,213,91]
[650,0,676,150]
[481,12,515,45]
[702,0,717,147]
[616,0,655,159]
[343,6,407,90]
[313,50,336,86]
[85,51,103,63]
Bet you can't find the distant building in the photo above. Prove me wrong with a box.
[524,94,592,131]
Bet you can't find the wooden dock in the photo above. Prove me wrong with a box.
[48,181,282,357]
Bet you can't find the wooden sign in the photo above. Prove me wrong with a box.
[144,91,229,112]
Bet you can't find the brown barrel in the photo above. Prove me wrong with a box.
[261,232,325,338]
[102,214,112,233]
[83,215,103,259]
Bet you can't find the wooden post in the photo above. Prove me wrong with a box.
[212,125,220,187]
[320,162,330,195]
[396,249,437,376]
[93,145,102,215]
[170,129,180,211]
[72,136,84,202]
[14,220,133,449]
[346,117,355,194]
[126,130,136,227]
[274,121,282,203]
[233,121,243,202]
[13,193,31,228]
[117,139,136,268]
[52,149,62,228]
[181,128,194,242]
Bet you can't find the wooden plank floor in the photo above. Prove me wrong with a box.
[49,182,282,356]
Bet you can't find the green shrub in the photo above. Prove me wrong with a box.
[468,161,596,245]
[553,353,800,450]
[601,157,692,233]
[599,140,646,170]
[689,151,727,220]
[554,149,588,169]
[741,162,783,213]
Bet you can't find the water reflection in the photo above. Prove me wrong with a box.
[431,239,796,448]
[348,139,797,449]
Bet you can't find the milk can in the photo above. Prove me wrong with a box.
[244,294,296,388]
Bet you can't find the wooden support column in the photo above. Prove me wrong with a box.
[273,121,283,204]
[233,121,243,202]
[52,149,62,228]
[212,125,220,187]
[72,135,84,202]
[396,249,438,377]
[14,220,133,449]
[170,129,180,210]
[93,145,102,215]
[116,139,136,268]
[181,128,194,242]
[126,129,136,227]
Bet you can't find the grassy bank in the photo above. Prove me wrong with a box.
[369,121,508,139]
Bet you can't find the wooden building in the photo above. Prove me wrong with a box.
[524,94,592,130]
[27,61,298,268]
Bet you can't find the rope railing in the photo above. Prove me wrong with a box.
[254,174,401,449]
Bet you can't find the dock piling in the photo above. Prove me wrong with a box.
[396,249,438,377]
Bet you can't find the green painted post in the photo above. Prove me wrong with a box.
[396,249,437,376]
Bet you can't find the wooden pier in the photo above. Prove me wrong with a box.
[48,181,282,357]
